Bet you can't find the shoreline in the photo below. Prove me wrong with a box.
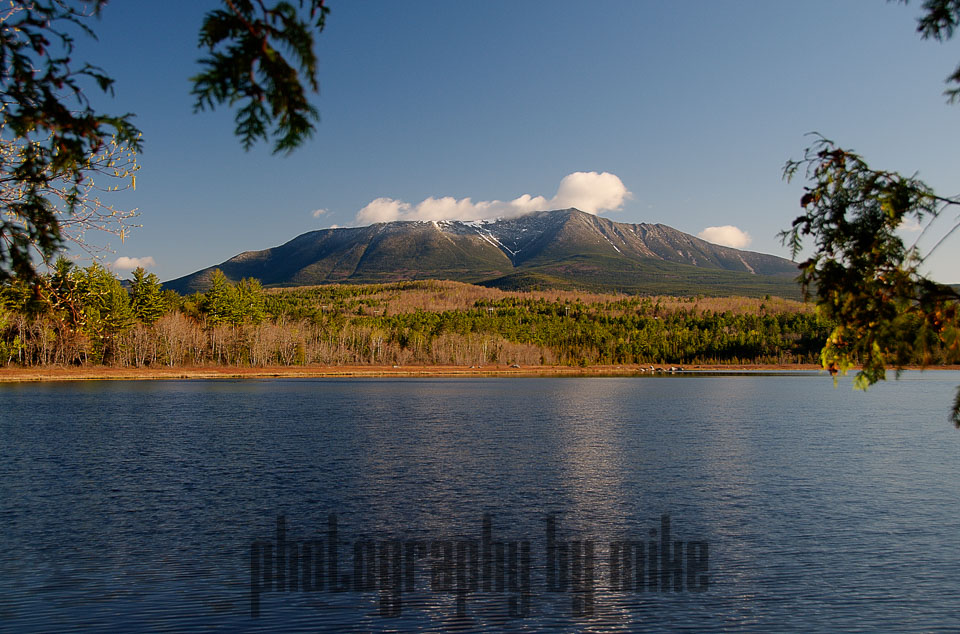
[1,363,958,383]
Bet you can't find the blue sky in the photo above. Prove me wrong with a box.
[69,1,960,283]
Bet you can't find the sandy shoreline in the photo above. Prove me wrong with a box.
[0,363,826,382]
[1,363,956,383]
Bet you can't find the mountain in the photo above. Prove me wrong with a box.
[165,208,801,297]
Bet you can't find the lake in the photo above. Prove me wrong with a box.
[1,372,959,631]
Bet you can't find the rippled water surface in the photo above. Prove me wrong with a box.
[2,373,960,631]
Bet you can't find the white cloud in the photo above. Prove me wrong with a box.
[697,226,752,249]
[112,256,156,270]
[354,171,631,225]
[356,198,412,224]
[312,208,329,218]
[551,171,631,214]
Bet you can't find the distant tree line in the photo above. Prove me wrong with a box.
[0,266,899,369]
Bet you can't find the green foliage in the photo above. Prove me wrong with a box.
[0,278,839,368]
[1,1,329,280]
[780,1,960,424]
[201,269,266,325]
[70,262,134,363]
[257,282,833,366]
[0,304,22,365]
[203,269,236,325]
[130,267,166,324]
[0,1,142,281]
[0,259,181,365]
[236,277,267,324]
[782,137,960,416]
[192,0,330,153]
[161,289,183,313]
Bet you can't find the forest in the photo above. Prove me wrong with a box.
[0,261,856,369]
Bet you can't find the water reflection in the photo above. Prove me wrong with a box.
[1,374,960,630]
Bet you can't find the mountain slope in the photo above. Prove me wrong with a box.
[165,208,801,297]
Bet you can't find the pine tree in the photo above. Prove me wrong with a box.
[236,278,267,325]
[75,263,133,363]
[203,269,237,326]
[130,267,166,324]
